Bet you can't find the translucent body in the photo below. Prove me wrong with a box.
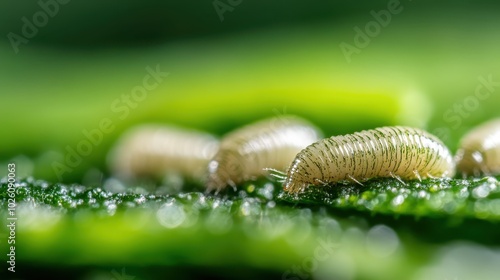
[108,125,219,180]
[206,116,322,191]
[455,119,500,176]
[284,126,455,193]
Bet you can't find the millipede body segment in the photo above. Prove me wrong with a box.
[206,116,322,192]
[284,126,455,193]
[108,125,219,180]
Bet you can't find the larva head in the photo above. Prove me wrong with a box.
[282,147,321,194]
[455,119,500,177]
[206,150,245,192]
[455,147,487,177]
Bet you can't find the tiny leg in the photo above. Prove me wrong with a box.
[390,172,407,186]
[426,173,437,179]
[314,178,329,186]
[347,175,364,187]
[227,179,237,192]
[413,170,422,182]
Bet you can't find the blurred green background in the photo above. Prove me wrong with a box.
[1,1,500,279]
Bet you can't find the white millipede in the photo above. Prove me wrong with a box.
[283,126,455,194]
[455,118,500,177]
[206,116,322,192]
[108,125,219,181]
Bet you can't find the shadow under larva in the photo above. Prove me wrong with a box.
[108,125,219,182]
[206,115,322,192]
[283,126,455,194]
[455,118,500,177]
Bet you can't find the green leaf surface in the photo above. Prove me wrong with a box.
[2,177,500,279]
[279,177,500,221]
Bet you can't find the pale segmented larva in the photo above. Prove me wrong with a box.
[108,125,219,180]
[206,116,322,192]
[283,126,455,194]
[455,118,500,176]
